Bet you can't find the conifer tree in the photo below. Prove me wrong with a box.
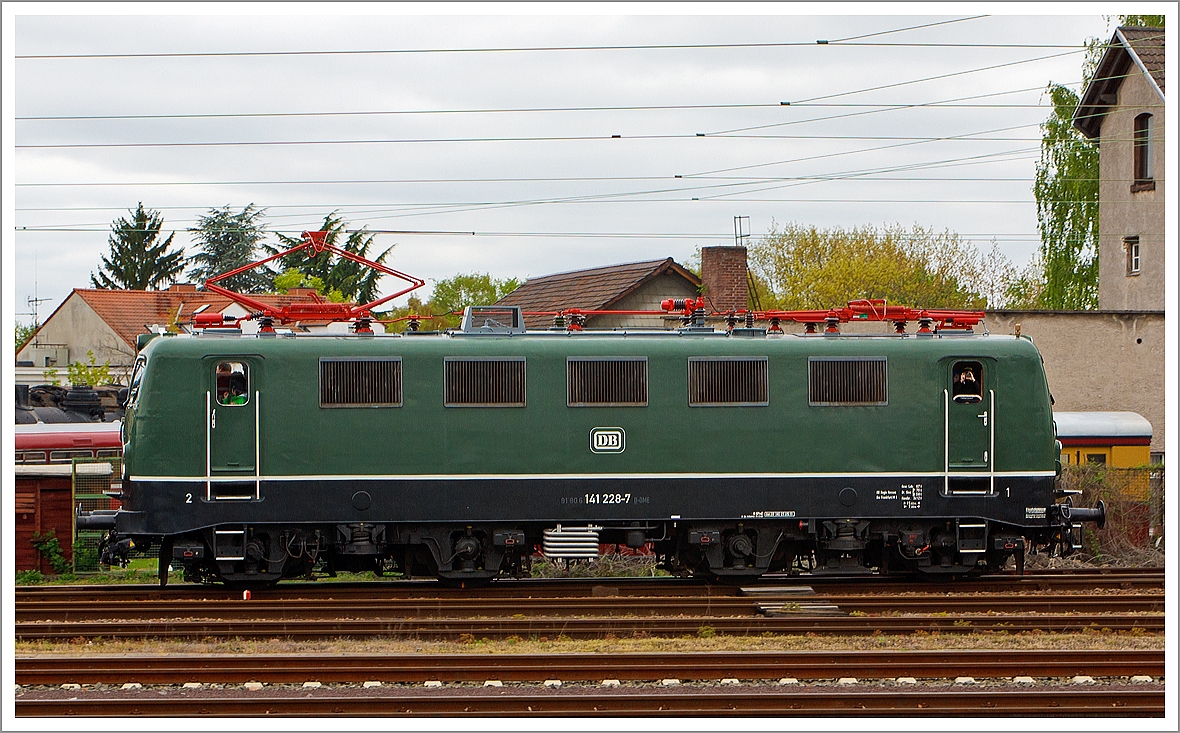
[91,203,186,290]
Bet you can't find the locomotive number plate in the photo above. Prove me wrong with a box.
[590,427,626,453]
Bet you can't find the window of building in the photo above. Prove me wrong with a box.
[1132,113,1154,190]
[1125,236,1141,276]
[1086,453,1107,465]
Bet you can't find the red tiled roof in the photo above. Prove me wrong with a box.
[1119,26,1165,93]
[1074,26,1165,139]
[495,258,700,328]
[71,288,335,347]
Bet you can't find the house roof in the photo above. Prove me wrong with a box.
[1074,26,1165,139]
[1054,411,1152,445]
[495,258,700,328]
[66,287,331,348]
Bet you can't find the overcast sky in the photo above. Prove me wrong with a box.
[8,7,1117,322]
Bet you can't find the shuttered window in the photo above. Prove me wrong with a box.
[808,357,887,406]
[688,357,769,406]
[567,358,648,407]
[320,358,402,408]
[445,357,526,407]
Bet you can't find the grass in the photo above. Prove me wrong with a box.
[15,630,1163,658]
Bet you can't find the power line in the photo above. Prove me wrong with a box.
[827,15,988,42]
[20,194,1141,233]
[14,130,1048,150]
[13,177,1070,211]
[15,41,1087,61]
[16,100,1070,122]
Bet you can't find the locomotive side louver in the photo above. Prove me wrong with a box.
[445,357,526,407]
[319,358,402,407]
[688,357,769,406]
[567,357,648,407]
[808,357,888,405]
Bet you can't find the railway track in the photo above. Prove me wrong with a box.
[15,612,1162,640]
[15,567,1164,603]
[14,591,1163,622]
[15,687,1165,717]
[15,649,1163,686]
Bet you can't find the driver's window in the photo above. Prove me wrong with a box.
[215,361,249,406]
[951,361,983,403]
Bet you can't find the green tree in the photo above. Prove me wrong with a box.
[747,222,993,310]
[188,204,271,292]
[429,273,521,315]
[67,350,112,387]
[15,322,37,352]
[91,203,186,290]
[273,268,345,302]
[1030,15,1163,309]
[269,212,394,303]
[379,274,521,330]
[1032,83,1099,309]
[1119,15,1164,28]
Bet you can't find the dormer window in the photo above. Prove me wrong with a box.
[1132,113,1154,191]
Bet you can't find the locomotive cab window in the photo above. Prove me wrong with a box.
[951,361,983,404]
[215,361,250,406]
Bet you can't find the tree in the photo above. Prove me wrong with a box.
[15,322,37,352]
[429,273,521,315]
[379,273,521,330]
[91,203,186,290]
[268,212,394,303]
[188,204,271,292]
[273,268,345,302]
[1032,84,1100,309]
[67,350,112,387]
[747,222,994,310]
[1030,15,1163,309]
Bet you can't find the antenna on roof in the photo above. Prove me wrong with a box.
[733,215,750,248]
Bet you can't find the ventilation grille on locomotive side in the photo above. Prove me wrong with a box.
[688,357,769,406]
[808,357,888,405]
[320,358,402,407]
[567,358,648,406]
[445,358,526,407]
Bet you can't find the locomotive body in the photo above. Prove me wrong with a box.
[87,313,1101,586]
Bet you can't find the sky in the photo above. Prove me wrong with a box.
[8,6,1120,322]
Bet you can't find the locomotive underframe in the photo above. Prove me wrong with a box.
[105,474,1080,585]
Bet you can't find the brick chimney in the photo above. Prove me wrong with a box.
[168,283,197,292]
[700,246,748,313]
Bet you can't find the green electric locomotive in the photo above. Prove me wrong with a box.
[80,304,1104,587]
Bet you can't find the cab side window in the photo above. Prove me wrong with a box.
[216,361,249,406]
[951,361,983,403]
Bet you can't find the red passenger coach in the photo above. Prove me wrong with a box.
[15,422,122,464]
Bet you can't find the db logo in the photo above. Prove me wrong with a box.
[590,427,626,453]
